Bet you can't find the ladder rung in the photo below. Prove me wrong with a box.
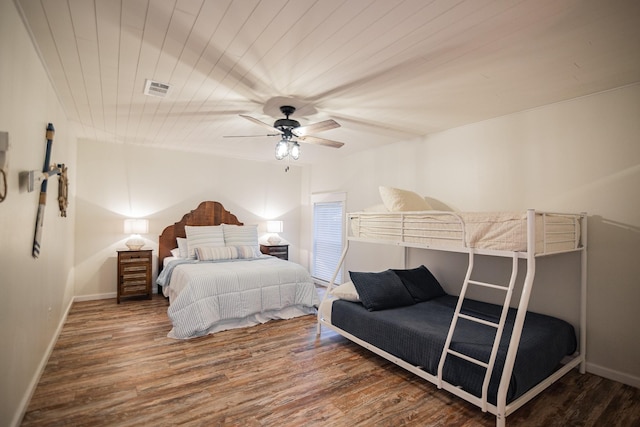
[458,313,499,328]
[447,349,488,368]
[468,279,509,291]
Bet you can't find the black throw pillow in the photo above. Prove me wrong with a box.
[349,269,415,311]
[391,265,446,302]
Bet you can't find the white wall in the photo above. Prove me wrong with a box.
[306,83,640,387]
[0,1,77,425]
[74,140,304,298]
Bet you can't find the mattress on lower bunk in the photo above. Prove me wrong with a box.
[330,295,577,404]
[349,211,581,254]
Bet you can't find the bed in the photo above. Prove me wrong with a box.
[320,284,577,404]
[317,189,587,427]
[157,201,319,339]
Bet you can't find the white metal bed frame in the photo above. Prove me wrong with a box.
[317,209,587,427]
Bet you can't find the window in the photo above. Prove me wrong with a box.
[312,193,345,284]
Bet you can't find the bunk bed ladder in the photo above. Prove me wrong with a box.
[437,250,519,412]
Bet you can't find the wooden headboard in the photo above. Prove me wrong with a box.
[158,201,243,272]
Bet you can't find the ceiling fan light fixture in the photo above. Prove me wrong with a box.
[236,104,344,160]
[290,141,300,160]
[275,139,289,160]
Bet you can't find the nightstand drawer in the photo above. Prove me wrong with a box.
[119,253,151,262]
[268,249,287,256]
[122,264,149,273]
[121,281,149,295]
[122,272,147,280]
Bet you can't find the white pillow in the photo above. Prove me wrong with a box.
[170,248,180,258]
[185,225,225,258]
[330,281,360,302]
[223,224,259,245]
[176,237,189,258]
[379,186,433,212]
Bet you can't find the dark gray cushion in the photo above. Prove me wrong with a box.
[349,269,415,311]
[392,265,446,302]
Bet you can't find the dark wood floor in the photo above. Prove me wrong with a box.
[22,295,640,427]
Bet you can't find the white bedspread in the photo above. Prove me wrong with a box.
[160,257,319,339]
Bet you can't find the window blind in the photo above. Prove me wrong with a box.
[312,200,344,283]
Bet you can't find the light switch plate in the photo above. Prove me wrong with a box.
[0,131,9,169]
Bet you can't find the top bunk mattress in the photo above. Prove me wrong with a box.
[349,210,582,254]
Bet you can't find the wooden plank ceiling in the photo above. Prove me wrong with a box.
[15,0,640,164]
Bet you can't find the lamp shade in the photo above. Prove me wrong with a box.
[124,218,149,235]
[124,219,148,250]
[266,220,283,233]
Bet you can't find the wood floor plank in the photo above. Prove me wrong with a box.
[21,295,640,426]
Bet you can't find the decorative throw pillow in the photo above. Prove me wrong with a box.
[379,186,433,212]
[194,245,260,261]
[392,265,446,302]
[234,245,260,259]
[195,246,238,261]
[349,270,415,311]
[330,281,360,302]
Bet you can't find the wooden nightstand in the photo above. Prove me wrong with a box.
[260,244,289,260]
[117,249,152,303]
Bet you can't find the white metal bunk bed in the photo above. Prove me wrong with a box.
[317,209,587,427]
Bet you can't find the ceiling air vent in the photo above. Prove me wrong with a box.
[143,79,171,97]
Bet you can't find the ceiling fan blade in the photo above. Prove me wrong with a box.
[223,134,280,138]
[293,119,340,136]
[240,114,282,133]
[297,135,344,148]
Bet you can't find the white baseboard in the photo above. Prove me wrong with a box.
[74,292,116,302]
[11,297,74,427]
[586,362,640,389]
[75,291,161,302]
